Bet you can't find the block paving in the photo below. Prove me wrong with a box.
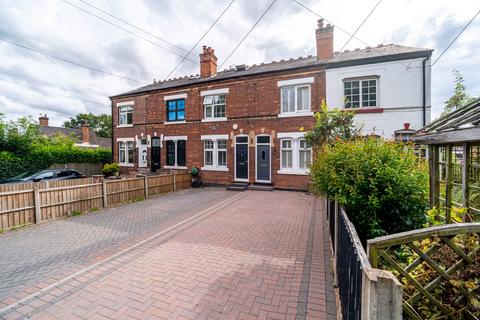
[0,189,336,319]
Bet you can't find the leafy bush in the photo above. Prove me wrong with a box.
[102,163,120,177]
[310,138,429,241]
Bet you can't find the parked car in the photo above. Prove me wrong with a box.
[0,169,86,184]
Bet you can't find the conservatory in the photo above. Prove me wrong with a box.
[415,97,480,222]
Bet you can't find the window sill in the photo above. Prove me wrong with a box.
[164,165,188,170]
[201,166,229,172]
[278,112,313,118]
[116,124,134,128]
[164,120,186,125]
[277,169,309,175]
[119,163,134,167]
[201,117,227,122]
[344,107,383,114]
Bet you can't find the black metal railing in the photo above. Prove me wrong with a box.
[326,199,371,320]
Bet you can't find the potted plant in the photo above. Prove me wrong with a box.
[190,166,204,188]
[102,162,120,178]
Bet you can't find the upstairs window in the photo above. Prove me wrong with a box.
[203,95,226,119]
[344,78,377,108]
[166,99,185,122]
[281,85,311,113]
[119,105,133,125]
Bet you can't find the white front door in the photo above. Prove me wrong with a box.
[138,138,148,167]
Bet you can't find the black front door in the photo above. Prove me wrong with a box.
[151,137,161,172]
[235,140,248,180]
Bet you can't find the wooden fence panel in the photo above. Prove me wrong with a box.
[148,175,174,196]
[106,178,145,206]
[39,184,103,221]
[0,189,35,229]
[0,173,192,230]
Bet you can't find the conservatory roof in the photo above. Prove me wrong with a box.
[414,97,480,144]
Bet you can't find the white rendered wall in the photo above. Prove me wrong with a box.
[326,57,431,138]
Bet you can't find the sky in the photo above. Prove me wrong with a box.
[0,0,479,126]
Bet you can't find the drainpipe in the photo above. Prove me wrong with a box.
[422,57,428,127]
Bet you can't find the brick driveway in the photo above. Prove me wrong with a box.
[0,189,336,320]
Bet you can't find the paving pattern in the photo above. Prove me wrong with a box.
[0,189,336,320]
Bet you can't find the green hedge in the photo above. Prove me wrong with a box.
[310,138,429,242]
[0,146,111,179]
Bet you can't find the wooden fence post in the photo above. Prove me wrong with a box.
[173,171,176,192]
[144,175,149,198]
[33,182,42,224]
[102,179,108,207]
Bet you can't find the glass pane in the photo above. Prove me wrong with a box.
[177,140,186,166]
[205,106,212,118]
[168,112,177,121]
[282,140,291,149]
[297,86,310,111]
[288,87,295,112]
[218,151,227,166]
[177,111,185,120]
[218,140,227,149]
[352,81,359,88]
[214,104,225,118]
[127,112,133,124]
[214,95,225,104]
[236,136,248,143]
[300,150,311,169]
[205,150,213,166]
[282,150,292,168]
[168,101,176,111]
[177,99,185,110]
[203,96,213,104]
[344,82,351,89]
[204,140,214,149]
[281,88,289,113]
[119,149,125,163]
[167,141,175,166]
[257,136,270,144]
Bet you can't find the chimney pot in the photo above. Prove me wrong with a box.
[404,122,411,130]
[315,19,334,60]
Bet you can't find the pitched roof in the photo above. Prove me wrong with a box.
[111,44,432,99]
[38,126,112,148]
[414,97,480,144]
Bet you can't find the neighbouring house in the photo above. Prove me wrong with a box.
[38,115,111,149]
[110,20,432,190]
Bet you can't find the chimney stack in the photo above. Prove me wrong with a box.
[315,19,334,60]
[81,121,90,144]
[39,114,49,126]
[200,46,217,78]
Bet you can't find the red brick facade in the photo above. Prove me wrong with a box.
[111,68,326,190]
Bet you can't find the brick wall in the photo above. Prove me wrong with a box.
[112,67,326,190]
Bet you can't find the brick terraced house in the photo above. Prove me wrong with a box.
[110,20,432,190]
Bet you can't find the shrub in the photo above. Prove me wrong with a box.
[102,163,120,177]
[310,138,429,242]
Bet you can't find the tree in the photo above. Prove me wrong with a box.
[443,69,475,116]
[64,113,112,138]
[304,101,362,148]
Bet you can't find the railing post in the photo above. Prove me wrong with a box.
[33,182,41,224]
[144,175,149,198]
[102,179,108,207]
[173,171,176,192]
[334,199,339,287]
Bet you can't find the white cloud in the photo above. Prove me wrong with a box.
[0,0,479,126]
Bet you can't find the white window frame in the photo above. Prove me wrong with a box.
[201,135,229,171]
[278,81,313,117]
[117,101,134,127]
[117,138,135,167]
[343,77,378,109]
[277,132,312,175]
[201,94,227,122]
